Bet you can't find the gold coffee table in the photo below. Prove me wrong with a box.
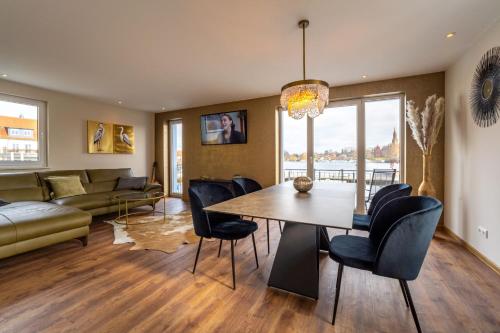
[114,191,167,227]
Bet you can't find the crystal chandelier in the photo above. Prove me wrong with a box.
[280,20,329,119]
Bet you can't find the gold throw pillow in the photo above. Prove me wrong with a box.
[45,176,86,199]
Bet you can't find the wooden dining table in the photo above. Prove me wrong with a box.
[204,181,356,299]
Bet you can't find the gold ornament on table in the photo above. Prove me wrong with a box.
[293,176,313,193]
[406,95,445,197]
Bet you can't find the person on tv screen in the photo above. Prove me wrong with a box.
[218,113,244,144]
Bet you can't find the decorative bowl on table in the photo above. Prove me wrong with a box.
[293,176,313,193]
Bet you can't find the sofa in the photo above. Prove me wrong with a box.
[0,168,162,259]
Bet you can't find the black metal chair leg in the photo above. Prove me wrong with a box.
[266,219,270,254]
[193,237,203,274]
[251,233,259,268]
[402,280,422,333]
[331,263,344,325]
[217,239,223,257]
[345,229,349,235]
[279,221,283,234]
[235,239,238,246]
[399,279,410,308]
[230,239,236,289]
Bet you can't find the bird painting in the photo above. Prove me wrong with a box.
[113,124,134,153]
[118,126,132,147]
[93,123,105,151]
[87,121,112,153]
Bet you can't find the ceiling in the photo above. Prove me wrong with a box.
[1,0,499,112]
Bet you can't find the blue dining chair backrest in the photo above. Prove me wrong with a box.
[369,183,412,225]
[188,183,238,238]
[232,178,262,197]
[370,196,443,281]
[367,183,411,215]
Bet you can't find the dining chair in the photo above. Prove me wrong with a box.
[353,183,412,231]
[329,196,443,332]
[232,177,282,254]
[188,183,259,289]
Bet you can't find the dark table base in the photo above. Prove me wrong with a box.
[268,223,327,299]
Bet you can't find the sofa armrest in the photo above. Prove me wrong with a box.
[144,183,163,193]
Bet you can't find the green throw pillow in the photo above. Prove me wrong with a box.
[45,176,86,199]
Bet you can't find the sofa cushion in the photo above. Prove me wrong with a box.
[115,177,147,191]
[0,201,91,242]
[86,168,133,193]
[45,176,87,199]
[37,170,90,200]
[0,173,44,202]
[50,190,142,211]
[0,214,16,246]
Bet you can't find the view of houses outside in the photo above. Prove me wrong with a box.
[0,100,39,163]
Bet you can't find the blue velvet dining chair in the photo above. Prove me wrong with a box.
[352,183,412,231]
[329,196,443,333]
[232,178,282,254]
[189,183,259,289]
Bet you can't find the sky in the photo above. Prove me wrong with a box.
[0,100,38,119]
[283,98,400,154]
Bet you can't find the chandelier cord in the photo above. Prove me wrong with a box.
[302,22,306,80]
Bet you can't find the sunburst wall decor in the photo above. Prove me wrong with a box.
[470,46,500,127]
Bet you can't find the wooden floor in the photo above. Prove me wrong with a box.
[0,198,499,333]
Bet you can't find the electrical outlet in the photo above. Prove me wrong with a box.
[477,226,489,239]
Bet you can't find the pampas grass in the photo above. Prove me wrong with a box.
[406,95,445,154]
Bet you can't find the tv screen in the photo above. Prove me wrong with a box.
[200,110,247,145]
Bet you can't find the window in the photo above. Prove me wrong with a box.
[0,93,47,168]
[280,94,405,213]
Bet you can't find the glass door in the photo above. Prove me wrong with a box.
[169,120,183,197]
[280,94,404,213]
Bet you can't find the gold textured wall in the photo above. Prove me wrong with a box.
[155,72,445,204]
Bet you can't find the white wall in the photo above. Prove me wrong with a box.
[0,80,155,177]
[445,19,500,266]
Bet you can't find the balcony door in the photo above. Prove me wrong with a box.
[280,94,404,213]
[169,119,183,197]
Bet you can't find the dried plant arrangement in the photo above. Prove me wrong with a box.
[406,95,445,155]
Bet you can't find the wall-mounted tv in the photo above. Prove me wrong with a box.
[200,110,247,145]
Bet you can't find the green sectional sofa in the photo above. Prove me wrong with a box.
[0,168,162,259]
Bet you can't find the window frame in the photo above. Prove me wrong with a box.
[0,93,48,169]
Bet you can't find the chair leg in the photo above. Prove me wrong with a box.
[251,233,259,268]
[217,239,223,257]
[402,280,422,333]
[399,279,410,308]
[193,237,203,274]
[235,240,238,246]
[279,221,283,234]
[266,219,270,254]
[345,230,349,235]
[331,263,344,325]
[78,236,88,247]
[230,239,236,290]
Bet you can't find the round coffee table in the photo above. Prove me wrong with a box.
[113,191,167,227]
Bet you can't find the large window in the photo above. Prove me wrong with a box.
[280,94,405,213]
[169,119,183,196]
[0,93,47,169]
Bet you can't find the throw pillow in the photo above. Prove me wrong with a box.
[115,177,147,191]
[0,199,10,207]
[45,176,86,199]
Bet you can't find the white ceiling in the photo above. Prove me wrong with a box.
[1,0,499,112]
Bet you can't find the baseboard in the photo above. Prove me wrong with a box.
[438,225,499,275]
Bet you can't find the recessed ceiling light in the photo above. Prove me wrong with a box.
[362,75,367,79]
[161,106,166,111]
[117,100,123,105]
[1,73,7,78]
[446,32,456,39]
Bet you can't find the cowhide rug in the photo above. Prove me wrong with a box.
[105,211,202,253]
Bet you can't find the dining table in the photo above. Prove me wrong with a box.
[204,181,356,299]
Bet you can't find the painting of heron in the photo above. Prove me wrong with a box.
[113,124,134,154]
[87,121,113,153]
